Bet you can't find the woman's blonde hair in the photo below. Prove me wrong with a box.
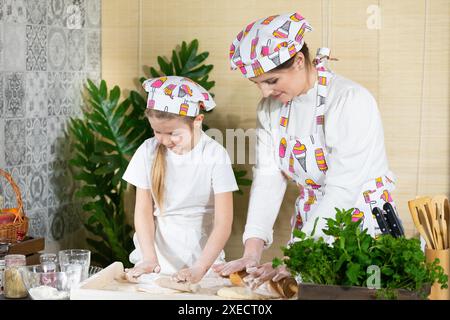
[145,109,196,211]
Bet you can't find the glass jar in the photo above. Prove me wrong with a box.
[40,253,57,286]
[3,254,27,298]
[0,258,5,294]
[40,253,57,272]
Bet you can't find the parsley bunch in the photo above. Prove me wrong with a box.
[273,208,448,299]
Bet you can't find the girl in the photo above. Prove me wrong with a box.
[123,76,238,284]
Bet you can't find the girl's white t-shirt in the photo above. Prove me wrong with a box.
[123,131,238,217]
[122,131,238,274]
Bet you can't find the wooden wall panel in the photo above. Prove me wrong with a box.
[417,0,450,200]
[102,0,450,262]
[379,0,426,236]
[101,0,140,91]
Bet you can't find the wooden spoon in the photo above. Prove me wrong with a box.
[409,197,435,249]
[408,199,433,249]
[432,195,449,249]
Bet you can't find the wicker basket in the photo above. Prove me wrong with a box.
[0,168,28,242]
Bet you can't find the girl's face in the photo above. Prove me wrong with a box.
[148,115,202,154]
[249,54,315,104]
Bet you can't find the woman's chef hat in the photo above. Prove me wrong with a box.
[229,12,313,78]
[142,76,216,117]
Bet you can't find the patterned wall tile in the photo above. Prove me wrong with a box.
[26,24,47,71]
[0,119,5,168]
[4,72,25,118]
[0,0,5,21]
[1,0,100,247]
[2,165,27,209]
[47,160,74,207]
[25,71,47,118]
[4,23,26,71]
[0,176,4,204]
[26,0,46,25]
[5,119,26,166]
[47,0,64,26]
[67,28,84,70]
[48,205,65,241]
[69,71,85,115]
[85,29,99,72]
[4,0,26,23]
[27,208,48,238]
[26,117,47,164]
[85,0,99,28]
[66,0,85,29]
[0,23,4,72]
[47,116,70,161]
[0,74,3,117]
[26,163,47,210]
[47,26,67,71]
[48,71,73,116]
[64,203,81,233]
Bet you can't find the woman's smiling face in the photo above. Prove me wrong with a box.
[249,53,315,104]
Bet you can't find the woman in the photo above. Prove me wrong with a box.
[213,12,403,287]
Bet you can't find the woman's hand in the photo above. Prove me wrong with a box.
[173,264,208,284]
[124,260,160,283]
[212,256,259,277]
[244,262,290,289]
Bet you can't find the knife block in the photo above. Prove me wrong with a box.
[425,247,450,300]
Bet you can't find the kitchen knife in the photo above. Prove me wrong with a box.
[383,202,405,238]
[372,207,391,235]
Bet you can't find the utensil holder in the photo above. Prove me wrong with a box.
[425,247,450,300]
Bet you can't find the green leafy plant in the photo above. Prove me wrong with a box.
[273,208,448,299]
[233,170,252,195]
[141,39,215,93]
[68,80,150,267]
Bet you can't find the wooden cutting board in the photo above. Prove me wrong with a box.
[70,262,232,300]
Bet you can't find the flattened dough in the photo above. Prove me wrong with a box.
[216,287,271,300]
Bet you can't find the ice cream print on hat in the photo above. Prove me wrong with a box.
[229,12,313,78]
[142,76,216,117]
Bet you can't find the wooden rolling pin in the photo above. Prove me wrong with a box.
[229,271,298,299]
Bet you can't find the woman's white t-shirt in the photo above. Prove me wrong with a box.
[122,131,238,274]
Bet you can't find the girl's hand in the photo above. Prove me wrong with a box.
[244,263,290,289]
[173,265,208,284]
[212,256,259,277]
[124,260,160,283]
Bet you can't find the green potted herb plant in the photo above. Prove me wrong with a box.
[273,208,448,299]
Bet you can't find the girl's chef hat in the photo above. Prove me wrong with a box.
[229,12,313,78]
[142,76,216,117]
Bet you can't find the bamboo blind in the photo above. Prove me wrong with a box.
[102,0,450,262]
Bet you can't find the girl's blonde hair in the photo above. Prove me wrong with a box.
[145,109,196,211]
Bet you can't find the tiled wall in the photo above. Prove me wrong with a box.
[0,0,101,251]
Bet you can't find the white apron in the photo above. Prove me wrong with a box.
[277,48,402,240]
[130,212,225,275]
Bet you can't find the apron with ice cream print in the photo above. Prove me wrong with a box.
[278,48,401,239]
